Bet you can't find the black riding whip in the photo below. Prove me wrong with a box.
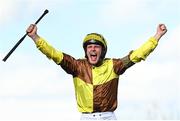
[2,9,49,62]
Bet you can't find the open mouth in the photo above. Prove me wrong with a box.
[89,51,97,61]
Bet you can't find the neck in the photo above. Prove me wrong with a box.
[89,58,104,67]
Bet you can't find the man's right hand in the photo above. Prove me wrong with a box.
[26,24,40,42]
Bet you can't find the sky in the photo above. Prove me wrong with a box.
[0,0,180,120]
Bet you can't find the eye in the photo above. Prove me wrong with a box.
[87,45,92,49]
[94,45,101,49]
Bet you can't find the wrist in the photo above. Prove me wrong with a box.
[31,34,40,42]
[153,33,162,42]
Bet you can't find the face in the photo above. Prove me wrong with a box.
[86,44,102,65]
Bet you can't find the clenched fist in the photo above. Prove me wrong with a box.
[26,24,39,42]
[154,24,167,41]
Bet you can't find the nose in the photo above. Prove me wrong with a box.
[92,46,96,50]
[89,45,96,51]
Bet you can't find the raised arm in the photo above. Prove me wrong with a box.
[26,24,79,75]
[130,24,167,63]
[26,24,64,64]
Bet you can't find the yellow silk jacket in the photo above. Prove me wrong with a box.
[35,37,158,113]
